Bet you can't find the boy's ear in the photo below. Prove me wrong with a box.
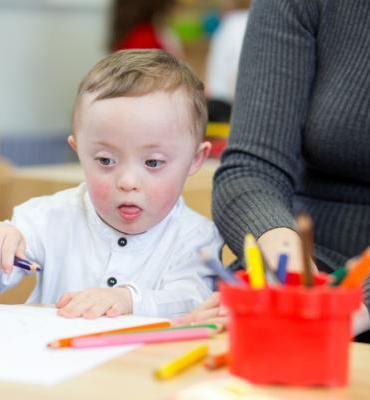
[188,141,212,176]
[67,135,78,153]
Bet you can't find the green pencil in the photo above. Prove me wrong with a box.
[329,267,348,286]
[106,323,220,336]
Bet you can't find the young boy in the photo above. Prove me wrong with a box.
[0,49,223,319]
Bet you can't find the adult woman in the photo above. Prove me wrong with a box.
[179,0,370,337]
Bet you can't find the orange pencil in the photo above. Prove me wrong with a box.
[204,351,229,370]
[340,247,370,289]
[47,321,171,348]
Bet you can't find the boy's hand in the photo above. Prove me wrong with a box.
[0,222,26,274]
[56,287,133,319]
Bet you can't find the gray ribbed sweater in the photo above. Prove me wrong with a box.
[212,0,370,307]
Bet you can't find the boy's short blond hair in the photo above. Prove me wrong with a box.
[72,49,208,142]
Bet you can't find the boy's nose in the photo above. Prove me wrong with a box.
[117,170,139,192]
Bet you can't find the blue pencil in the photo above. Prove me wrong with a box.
[14,256,43,273]
[277,253,288,284]
[199,252,244,286]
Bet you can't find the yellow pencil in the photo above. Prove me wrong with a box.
[244,233,265,288]
[154,345,208,380]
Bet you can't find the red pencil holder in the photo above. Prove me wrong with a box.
[220,271,362,387]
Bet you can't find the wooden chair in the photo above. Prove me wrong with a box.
[0,157,14,220]
[0,158,36,304]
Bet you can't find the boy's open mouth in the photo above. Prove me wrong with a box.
[118,204,143,221]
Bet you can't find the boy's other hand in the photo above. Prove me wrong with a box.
[172,292,228,328]
[56,287,133,319]
[0,222,26,274]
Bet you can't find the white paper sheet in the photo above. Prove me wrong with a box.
[0,305,166,385]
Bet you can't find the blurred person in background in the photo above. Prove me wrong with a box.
[109,0,183,57]
[205,0,250,122]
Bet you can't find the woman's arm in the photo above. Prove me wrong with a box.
[212,0,319,260]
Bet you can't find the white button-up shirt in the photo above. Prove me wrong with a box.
[1,184,223,318]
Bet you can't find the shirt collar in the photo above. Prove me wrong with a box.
[82,184,184,250]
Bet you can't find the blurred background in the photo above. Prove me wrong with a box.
[0,0,250,166]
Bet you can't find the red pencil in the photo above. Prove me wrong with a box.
[204,351,229,370]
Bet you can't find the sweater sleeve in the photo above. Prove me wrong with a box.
[212,0,319,260]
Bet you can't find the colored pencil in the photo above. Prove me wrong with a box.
[48,323,220,349]
[243,238,278,285]
[47,321,171,348]
[204,351,229,370]
[296,213,314,287]
[329,267,348,287]
[277,245,288,284]
[154,345,209,380]
[14,256,43,273]
[330,257,358,287]
[106,323,220,336]
[262,256,280,285]
[244,234,265,289]
[340,247,370,289]
[71,327,216,349]
[199,251,244,286]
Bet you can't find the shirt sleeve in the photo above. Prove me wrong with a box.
[125,224,223,318]
[212,0,318,260]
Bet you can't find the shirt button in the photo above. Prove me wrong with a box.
[118,237,127,247]
[107,277,117,287]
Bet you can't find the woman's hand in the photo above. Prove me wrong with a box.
[173,292,228,328]
[257,227,318,273]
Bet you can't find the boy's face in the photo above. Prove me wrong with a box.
[69,90,210,235]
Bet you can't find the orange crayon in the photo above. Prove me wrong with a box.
[341,247,370,289]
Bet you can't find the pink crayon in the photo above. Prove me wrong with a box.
[71,327,215,349]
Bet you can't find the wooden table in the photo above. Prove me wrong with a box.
[0,333,369,399]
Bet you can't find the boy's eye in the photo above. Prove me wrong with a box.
[97,157,114,166]
[145,159,164,168]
